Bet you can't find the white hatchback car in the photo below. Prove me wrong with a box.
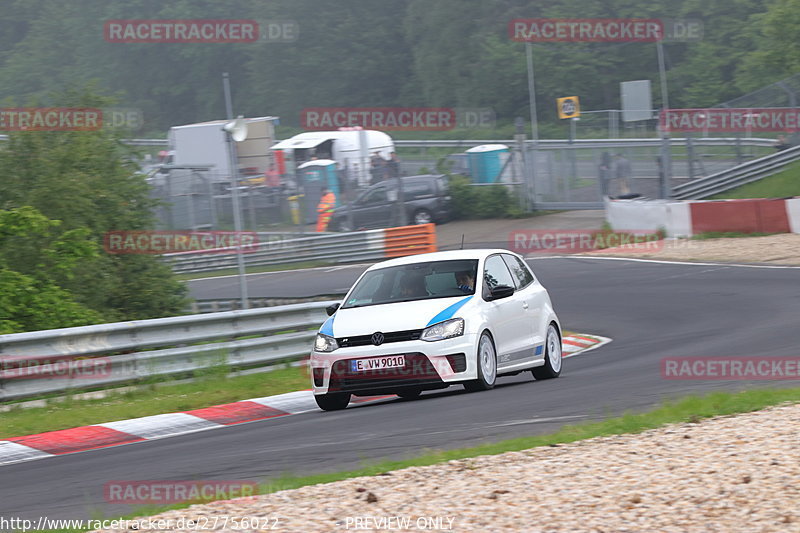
[310,249,562,410]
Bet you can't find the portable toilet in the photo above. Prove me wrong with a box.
[465,144,510,183]
[297,159,340,223]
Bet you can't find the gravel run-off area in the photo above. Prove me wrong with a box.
[93,403,800,532]
[582,233,800,265]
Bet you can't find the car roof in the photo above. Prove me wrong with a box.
[365,249,516,271]
[367,174,443,187]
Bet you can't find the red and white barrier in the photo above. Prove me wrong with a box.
[786,198,800,234]
[606,196,800,237]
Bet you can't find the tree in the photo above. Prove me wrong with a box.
[0,89,188,324]
[0,207,101,334]
[736,0,800,93]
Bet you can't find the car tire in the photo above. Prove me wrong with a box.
[413,209,433,225]
[464,331,497,392]
[532,323,562,380]
[314,392,351,411]
[396,388,422,399]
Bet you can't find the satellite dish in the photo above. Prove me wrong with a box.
[223,115,248,142]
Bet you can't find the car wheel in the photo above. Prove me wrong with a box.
[532,324,562,380]
[464,332,497,392]
[413,209,433,225]
[314,392,351,411]
[396,388,422,399]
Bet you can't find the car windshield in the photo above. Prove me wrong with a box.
[342,259,478,308]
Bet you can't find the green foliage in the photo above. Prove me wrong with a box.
[448,175,520,219]
[0,207,102,333]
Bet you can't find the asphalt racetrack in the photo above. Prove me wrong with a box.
[3,257,800,521]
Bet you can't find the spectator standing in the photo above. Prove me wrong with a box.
[386,152,401,179]
[370,152,385,184]
[264,163,280,188]
[598,151,612,196]
[612,153,632,195]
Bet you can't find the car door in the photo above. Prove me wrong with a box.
[354,185,391,228]
[482,254,529,368]
[502,253,544,363]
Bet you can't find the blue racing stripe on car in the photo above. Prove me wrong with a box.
[535,344,543,356]
[426,296,472,327]
[320,314,335,336]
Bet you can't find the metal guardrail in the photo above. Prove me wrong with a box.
[0,302,334,401]
[188,295,345,314]
[167,229,385,274]
[165,223,436,274]
[672,145,800,200]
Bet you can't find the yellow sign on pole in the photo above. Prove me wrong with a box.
[557,96,580,119]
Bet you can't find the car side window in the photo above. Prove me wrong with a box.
[403,181,433,199]
[362,187,387,205]
[482,255,516,300]
[502,254,535,289]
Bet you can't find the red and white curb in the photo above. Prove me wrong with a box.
[0,392,385,467]
[0,333,610,468]
[562,333,612,358]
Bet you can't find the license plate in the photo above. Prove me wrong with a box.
[350,355,405,372]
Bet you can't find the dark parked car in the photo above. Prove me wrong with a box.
[328,174,451,231]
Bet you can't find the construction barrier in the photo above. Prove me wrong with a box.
[383,223,438,258]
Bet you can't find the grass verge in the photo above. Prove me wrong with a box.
[40,386,800,532]
[0,365,310,439]
[711,161,800,199]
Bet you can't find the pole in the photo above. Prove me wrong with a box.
[525,42,539,207]
[222,72,249,310]
[656,41,673,199]
[514,117,530,212]
[569,118,577,197]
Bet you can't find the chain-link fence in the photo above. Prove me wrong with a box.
[148,167,287,230]
[147,137,777,231]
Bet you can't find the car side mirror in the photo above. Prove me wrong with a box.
[488,285,515,301]
[326,303,340,316]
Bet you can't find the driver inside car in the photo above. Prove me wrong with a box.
[455,271,475,293]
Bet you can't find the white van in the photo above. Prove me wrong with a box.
[271,129,394,186]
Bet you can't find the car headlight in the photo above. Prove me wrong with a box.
[314,333,339,352]
[420,318,464,342]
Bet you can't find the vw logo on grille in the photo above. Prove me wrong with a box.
[371,332,385,346]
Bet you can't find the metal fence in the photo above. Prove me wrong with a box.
[148,166,287,230]
[144,136,779,230]
[0,302,333,401]
[672,144,800,200]
[164,223,436,274]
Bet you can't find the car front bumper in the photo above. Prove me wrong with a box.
[310,334,477,396]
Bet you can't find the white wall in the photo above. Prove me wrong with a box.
[605,198,693,238]
[786,198,800,234]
